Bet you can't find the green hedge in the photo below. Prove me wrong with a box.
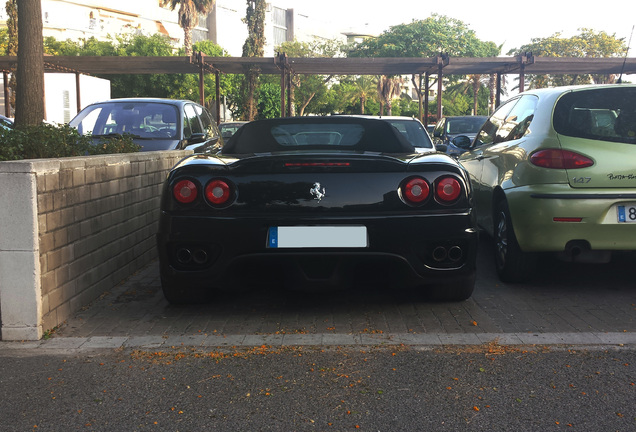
[0,124,141,161]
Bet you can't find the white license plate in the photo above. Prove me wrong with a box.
[268,226,368,248]
[617,205,636,223]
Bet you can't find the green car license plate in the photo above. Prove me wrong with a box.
[617,205,636,223]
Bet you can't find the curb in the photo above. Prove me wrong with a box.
[1,332,635,353]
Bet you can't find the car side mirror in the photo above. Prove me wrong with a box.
[435,144,448,153]
[188,132,206,144]
[451,135,472,149]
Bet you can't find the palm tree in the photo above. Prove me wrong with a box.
[448,75,490,115]
[376,75,404,116]
[467,74,490,116]
[161,0,215,56]
[488,74,507,114]
[346,76,378,114]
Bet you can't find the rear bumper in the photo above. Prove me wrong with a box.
[157,211,478,289]
[506,185,636,252]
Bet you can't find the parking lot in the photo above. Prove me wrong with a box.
[24,236,630,350]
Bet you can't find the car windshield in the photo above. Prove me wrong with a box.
[553,87,636,144]
[70,101,179,139]
[219,123,246,139]
[447,117,486,134]
[222,117,415,154]
[385,120,433,148]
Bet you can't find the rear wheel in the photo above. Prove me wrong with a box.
[494,200,536,282]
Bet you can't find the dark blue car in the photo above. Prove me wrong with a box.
[70,98,222,153]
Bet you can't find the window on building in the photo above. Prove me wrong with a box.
[272,6,288,47]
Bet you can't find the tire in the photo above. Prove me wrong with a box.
[493,200,536,282]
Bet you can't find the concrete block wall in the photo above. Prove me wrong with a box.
[0,151,190,340]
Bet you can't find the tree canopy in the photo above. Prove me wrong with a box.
[508,29,628,87]
[347,14,499,58]
[346,15,500,118]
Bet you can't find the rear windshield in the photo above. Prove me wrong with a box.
[222,118,415,154]
[271,124,364,146]
[447,117,487,134]
[553,87,636,144]
[385,120,433,148]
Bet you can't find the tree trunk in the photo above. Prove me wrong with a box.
[472,80,479,116]
[184,26,193,56]
[298,92,315,116]
[15,0,44,127]
[244,69,258,121]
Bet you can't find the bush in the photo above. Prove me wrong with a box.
[0,124,141,161]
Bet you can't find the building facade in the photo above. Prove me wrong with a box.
[0,1,346,56]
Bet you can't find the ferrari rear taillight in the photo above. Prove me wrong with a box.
[435,177,462,203]
[530,149,594,169]
[173,179,198,204]
[403,177,430,204]
[205,179,231,205]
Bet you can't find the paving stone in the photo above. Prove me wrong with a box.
[82,336,127,349]
[242,334,284,346]
[439,333,482,345]
[201,335,246,347]
[281,334,323,346]
[123,336,166,348]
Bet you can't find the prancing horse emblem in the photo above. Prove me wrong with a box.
[310,182,326,202]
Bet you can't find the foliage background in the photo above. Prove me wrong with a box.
[0,14,629,123]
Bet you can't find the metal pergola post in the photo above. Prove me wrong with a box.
[517,52,535,94]
[3,71,10,117]
[286,67,292,117]
[75,72,81,113]
[277,53,288,118]
[424,72,430,125]
[215,70,221,124]
[496,72,502,108]
[436,54,448,122]
[198,54,205,106]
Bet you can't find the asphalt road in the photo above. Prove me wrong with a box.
[1,345,635,431]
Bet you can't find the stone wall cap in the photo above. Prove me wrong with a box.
[0,150,192,174]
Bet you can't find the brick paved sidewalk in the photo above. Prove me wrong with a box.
[3,239,635,351]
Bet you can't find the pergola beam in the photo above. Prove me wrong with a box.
[1,54,634,121]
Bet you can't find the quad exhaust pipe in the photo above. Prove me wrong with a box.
[176,247,209,265]
[432,245,464,264]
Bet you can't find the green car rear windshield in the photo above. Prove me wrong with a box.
[553,86,636,144]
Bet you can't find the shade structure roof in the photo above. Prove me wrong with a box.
[1,54,635,77]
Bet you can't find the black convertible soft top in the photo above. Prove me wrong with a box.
[221,117,416,154]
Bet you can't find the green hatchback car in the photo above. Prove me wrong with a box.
[459,84,636,282]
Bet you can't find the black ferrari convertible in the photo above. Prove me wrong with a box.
[157,116,478,303]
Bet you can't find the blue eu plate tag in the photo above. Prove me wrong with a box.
[268,227,278,248]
